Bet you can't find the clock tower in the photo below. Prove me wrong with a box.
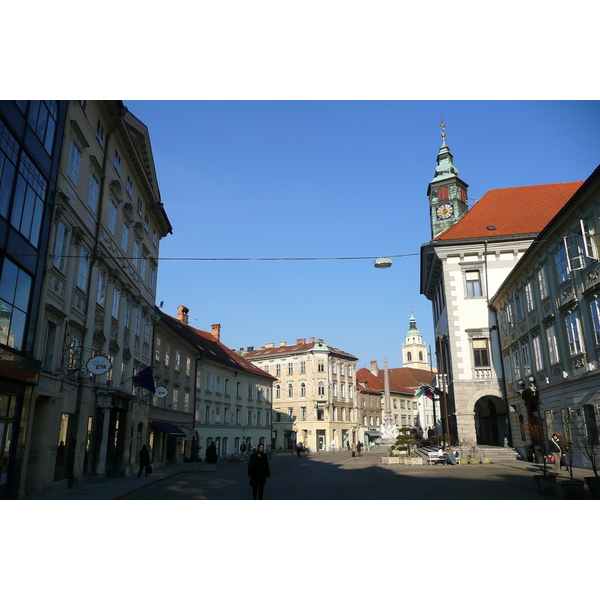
[428,121,469,239]
[402,312,431,370]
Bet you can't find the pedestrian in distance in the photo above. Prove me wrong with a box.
[351,442,356,457]
[248,443,270,499]
[549,433,565,475]
[205,442,218,464]
[138,444,151,478]
[357,441,362,456]
[556,432,570,470]
[296,442,302,458]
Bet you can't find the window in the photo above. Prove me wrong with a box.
[53,222,69,272]
[275,385,280,399]
[514,293,524,322]
[27,100,58,153]
[76,247,89,290]
[174,351,181,372]
[0,258,32,351]
[473,339,490,367]
[206,372,212,392]
[465,270,482,297]
[121,223,129,253]
[164,343,170,366]
[565,312,582,355]
[288,383,293,398]
[300,361,306,374]
[204,405,211,423]
[0,121,19,217]
[512,349,521,381]
[248,384,253,400]
[275,364,281,377]
[554,246,570,284]
[140,255,146,281]
[67,140,82,184]
[134,308,141,337]
[237,381,242,397]
[521,342,531,376]
[125,297,132,330]
[524,281,534,312]
[113,149,121,173]
[318,361,325,372]
[95,118,105,145]
[301,406,306,420]
[43,322,58,371]
[288,362,293,375]
[532,335,544,372]
[87,172,99,213]
[96,269,106,306]
[503,354,513,384]
[583,404,599,446]
[581,218,597,260]
[137,196,143,214]
[133,241,140,271]
[112,286,120,319]
[149,266,156,291]
[108,201,118,235]
[154,336,162,362]
[216,375,222,394]
[126,175,133,196]
[11,152,47,247]
[318,383,325,396]
[590,298,600,345]
[300,382,306,397]
[224,378,230,395]
[546,324,560,365]
[224,407,229,424]
[537,266,549,299]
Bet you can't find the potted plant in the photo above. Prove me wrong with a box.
[563,411,598,499]
[395,427,420,464]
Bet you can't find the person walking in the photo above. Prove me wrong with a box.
[357,441,362,456]
[549,433,565,475]
[351,442,356,457]
[138,444,151,478]
[248,443,270,499]
[556,432,570,471]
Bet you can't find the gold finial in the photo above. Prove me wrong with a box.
[440,115,446,141]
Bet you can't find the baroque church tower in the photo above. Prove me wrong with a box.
[401,312,433,370]
[428,121,469,239]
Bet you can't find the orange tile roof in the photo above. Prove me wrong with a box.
[434,181,583,241]
[356,366,436,394]
[246,341,357,361]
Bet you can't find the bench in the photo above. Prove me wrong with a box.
[427,452,446,465]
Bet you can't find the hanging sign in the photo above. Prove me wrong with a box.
[86,355,112,375]
[154,386,168,398]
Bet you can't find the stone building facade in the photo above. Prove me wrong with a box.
[244,339,358,451]
[490,165,600,467]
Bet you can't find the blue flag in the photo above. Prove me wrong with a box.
[133,367,155,393]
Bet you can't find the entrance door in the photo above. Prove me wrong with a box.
[317,430,326,450]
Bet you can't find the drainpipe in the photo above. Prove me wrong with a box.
[67,104,128,487]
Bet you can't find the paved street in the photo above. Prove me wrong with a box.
[118,451,595,500]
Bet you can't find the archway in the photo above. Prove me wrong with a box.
[474,395,507,446]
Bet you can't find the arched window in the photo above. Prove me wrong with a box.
[300,382,306,397]
[288,383,293,398]
[419,351,423,361]
[275,384,281,399]
[407,352,412,362]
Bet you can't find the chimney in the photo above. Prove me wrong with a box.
[247,346,254,352]
[310,337,315,343]
[317,339,324,344]
[177,305,189,325]
[296,338,306,344]
[265,343,275,349]
[279,341,287,347]
[211,324,221,341]
[370,361,379,376]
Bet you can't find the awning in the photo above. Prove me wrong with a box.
[365,431,382,438]
[151,421,186,436]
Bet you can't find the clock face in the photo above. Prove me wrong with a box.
[436,203,454,220]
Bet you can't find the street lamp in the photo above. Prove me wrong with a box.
[374,257,392,269]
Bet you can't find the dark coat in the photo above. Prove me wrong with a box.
[205,443,218,464]
[140,446,151,467]
[549,437,565,455]
[248,451,270,486]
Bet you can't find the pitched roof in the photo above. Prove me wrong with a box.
[245,341,357,361]
[157,309,275,380]
[356,366,436,394]
[434,181,583,242]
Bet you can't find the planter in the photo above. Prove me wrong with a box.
[533,474,557,496]
[459,458,469,465]
[560,479,585,500]
[469,457,480,464]
[381,456,401,465]
[404,457,423,466]
[584,476,600,499]
[481,457,491,464]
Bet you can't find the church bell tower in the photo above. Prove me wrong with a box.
[428,121,469,239]
[402,312,430,370]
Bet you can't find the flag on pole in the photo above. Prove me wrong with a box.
[416,384,434,399]
[133,367,155,393]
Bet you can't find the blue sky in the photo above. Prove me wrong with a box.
[124,100,600,369]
